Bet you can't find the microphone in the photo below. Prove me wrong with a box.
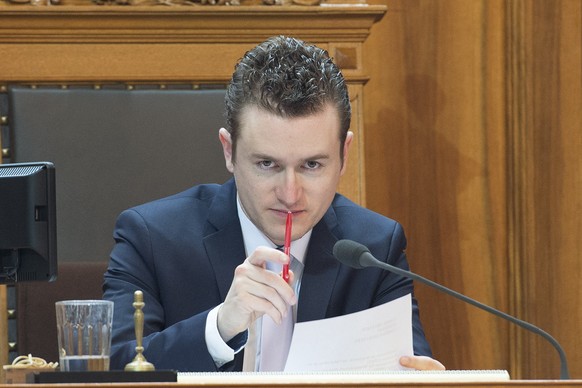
[333,239,570,380]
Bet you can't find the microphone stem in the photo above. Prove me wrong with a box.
[372,256,570,380]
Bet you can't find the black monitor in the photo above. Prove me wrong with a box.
[0,162,57,283]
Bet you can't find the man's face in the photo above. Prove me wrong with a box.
[219,104,353,245]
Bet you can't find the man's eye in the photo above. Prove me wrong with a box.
[305,161,321,169]
[258,161,276,169]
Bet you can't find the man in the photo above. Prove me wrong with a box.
[103,35,444,372]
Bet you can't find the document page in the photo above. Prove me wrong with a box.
[284,294,413,372]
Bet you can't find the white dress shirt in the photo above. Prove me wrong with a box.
[205,194,311,368]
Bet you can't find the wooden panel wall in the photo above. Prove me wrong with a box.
[363,0,581,380]
[511,0,582,380]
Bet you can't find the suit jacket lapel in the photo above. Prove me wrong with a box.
[203,179,246,301]
[297,206,341,323]
[201,181,343,320]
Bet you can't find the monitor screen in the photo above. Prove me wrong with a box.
[0,162,57,283]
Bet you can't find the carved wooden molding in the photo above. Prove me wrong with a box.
[0,4,384,85]
[0,5,386,44]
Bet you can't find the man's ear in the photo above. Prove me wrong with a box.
[218,128,235,173]
[340,131,354,176]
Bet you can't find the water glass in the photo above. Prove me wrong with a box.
[55,300,114,372]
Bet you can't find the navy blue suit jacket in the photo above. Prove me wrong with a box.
[103,179,431,371]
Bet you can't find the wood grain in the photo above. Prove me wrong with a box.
[364,0,581,379]
[507,0,582,379]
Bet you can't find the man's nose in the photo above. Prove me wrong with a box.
[277,170,302,207]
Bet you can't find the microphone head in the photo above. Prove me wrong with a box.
[333,239,372,269]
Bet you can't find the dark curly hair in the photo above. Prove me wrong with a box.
[224,35,351,162]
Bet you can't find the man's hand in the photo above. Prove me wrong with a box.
[217,246,297,342]
[400,355,446,371]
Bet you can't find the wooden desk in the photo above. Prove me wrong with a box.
[2,381,582,388]
[1,371,581,388]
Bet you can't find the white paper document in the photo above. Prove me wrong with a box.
[284,293,413,372]
[178,370,511,384]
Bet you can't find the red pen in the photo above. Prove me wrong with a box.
[282,211,292,283]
